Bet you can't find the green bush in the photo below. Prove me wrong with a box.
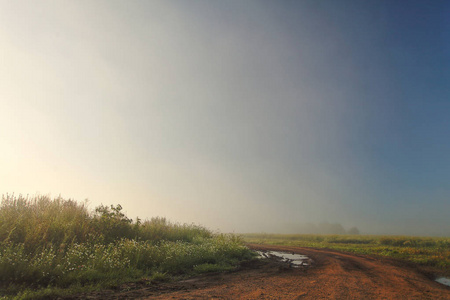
[91,204,134,243]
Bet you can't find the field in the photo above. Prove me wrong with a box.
[72,243,450,298]
[0,195,254,299]
[1,194,449,299]
[242,233,450,276]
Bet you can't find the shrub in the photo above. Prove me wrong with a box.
[91,204,134,243]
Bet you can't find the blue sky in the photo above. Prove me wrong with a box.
[1,0,449,235]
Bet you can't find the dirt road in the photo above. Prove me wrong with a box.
[74,244,450,299]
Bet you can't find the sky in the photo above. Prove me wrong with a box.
[1,0,449,236]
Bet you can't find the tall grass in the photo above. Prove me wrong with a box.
[0,195,253,299]
[0,195,92,252]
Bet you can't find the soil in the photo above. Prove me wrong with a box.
[66,244,450,299]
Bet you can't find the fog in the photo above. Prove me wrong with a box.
[1,0,449,236]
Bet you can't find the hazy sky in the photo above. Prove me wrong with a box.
[1,0,449,236]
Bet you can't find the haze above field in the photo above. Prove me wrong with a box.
[1,0,449,236]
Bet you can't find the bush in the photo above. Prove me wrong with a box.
[91,204,134,243]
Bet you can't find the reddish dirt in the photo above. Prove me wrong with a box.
[69,244,450,299]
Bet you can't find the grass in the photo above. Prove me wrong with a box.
[242,233,450,275]
[0,194,254,299]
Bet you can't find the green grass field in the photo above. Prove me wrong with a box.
[2,194,448,299]
[242,233,450,275]
[0,195,254,299]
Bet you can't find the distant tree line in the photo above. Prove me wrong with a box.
[280,222,360,235]
[301,222,360,235]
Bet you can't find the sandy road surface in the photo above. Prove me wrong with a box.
[71,244,450,299]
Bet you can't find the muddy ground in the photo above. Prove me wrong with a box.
[66,244,450,299]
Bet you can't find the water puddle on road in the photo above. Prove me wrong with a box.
[255,250,311,267]
[435,277,450,287]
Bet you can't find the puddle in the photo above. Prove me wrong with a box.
[435,277,450,287]
[255,250,311,267]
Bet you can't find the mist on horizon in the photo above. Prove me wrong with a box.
[1,0,449,237]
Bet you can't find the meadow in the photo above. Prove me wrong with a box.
[242,233,450,275]
[0,195,254,299]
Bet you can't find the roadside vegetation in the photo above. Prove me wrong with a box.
[0,194,254,299]
[242,233,450,275]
